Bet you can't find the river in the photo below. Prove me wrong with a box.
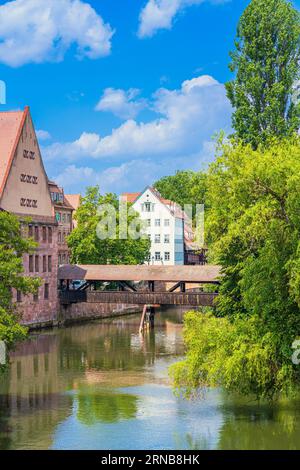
[0,308,300,450]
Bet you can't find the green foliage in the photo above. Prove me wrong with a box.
[154,170,208,208]
[0,211,40,355]
[170,312,295,399]
[67,186,150,265]
[172,139,300,399]
[226,0,300,148]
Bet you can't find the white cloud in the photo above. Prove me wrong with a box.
[95,88,146,119]
[43,74,231,163]
[0,0,114,67]
[138,0,228,38]
[36,129,51,141]
[52,154,208,194]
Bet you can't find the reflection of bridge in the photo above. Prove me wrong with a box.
[58,264,221,308]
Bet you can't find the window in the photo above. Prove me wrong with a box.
[34,226,39,242]
[164,234,170,244]
[43,255,47,273]
[155,234,160,243]
[146,219,151,227]
[35,255,39,272]
[42,226,47,242]
[67,213,71,223]
[29,255,34,273]
[155,252,161,261]
[17,290,22,303]
[33,291,39,302]
[58,231,62,243]
[48,227,52,243]
[44,283,49,300]
[48,255,52,272]
[155,219,160,227]
[56,212,61,222]
[164,219,170,227]
[164,252,170,261]
[62,213,66,223]
[144,202,152,212]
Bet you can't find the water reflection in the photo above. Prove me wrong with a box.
[0,309,300,449]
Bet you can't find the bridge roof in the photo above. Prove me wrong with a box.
[58,264,221,283]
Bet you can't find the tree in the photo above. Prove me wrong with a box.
[0,211,40,357]
[154,170,208,217]
[226,0,300,148]
[171,139,300,399]
[67,186,150,265]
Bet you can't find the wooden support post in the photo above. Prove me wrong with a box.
[148,281,155,292]
[168,282,181,293]
[139,304,148,333]
[149,306,155,329]
[180,282,186,293]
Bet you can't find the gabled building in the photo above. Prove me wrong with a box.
[64,193,81,229]
[0,107,58,326]
[48,181,74,265]
[122,186,207,266]
[122,186,185,265]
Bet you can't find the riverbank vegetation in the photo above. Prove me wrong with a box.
[171,139,300,399]
[0,211,40,366]
[67,186,150,265]
[169,0,300,399]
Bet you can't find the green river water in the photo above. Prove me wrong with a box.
[0,308,300,450]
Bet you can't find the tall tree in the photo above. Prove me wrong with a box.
[0,211,40,358]
[171,138,300,399]
[226,0,300,148]
[67,186,150,265]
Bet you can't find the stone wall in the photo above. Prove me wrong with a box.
[59,302,142,326]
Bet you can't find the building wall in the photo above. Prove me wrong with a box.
[0,113,53,217]
[132,190,178,265]
[0,111,59,327]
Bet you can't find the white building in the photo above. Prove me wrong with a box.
[122,186,185,265]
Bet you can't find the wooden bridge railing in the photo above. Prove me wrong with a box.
[59,290,218,307]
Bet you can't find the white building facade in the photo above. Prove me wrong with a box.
[122,187,185,266]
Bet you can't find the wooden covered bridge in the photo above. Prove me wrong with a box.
[58,264,221,308]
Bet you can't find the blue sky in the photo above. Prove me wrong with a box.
[0,0,298,194]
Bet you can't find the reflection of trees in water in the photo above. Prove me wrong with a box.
[77,389,138,424]
[0,311,184,449]
[218,399,300,450]
[58,322,163,373]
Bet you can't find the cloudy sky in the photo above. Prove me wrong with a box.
[0,0,298,194]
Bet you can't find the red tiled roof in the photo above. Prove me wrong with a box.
[0,108,28,196]
[65,194,81,211]
[121,192,141,204]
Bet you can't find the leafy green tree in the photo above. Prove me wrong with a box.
[154,170,208,219]
[226,0,300,148]
[0,211,40,356]
[67,186,150,265]
[171,139,300,399]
